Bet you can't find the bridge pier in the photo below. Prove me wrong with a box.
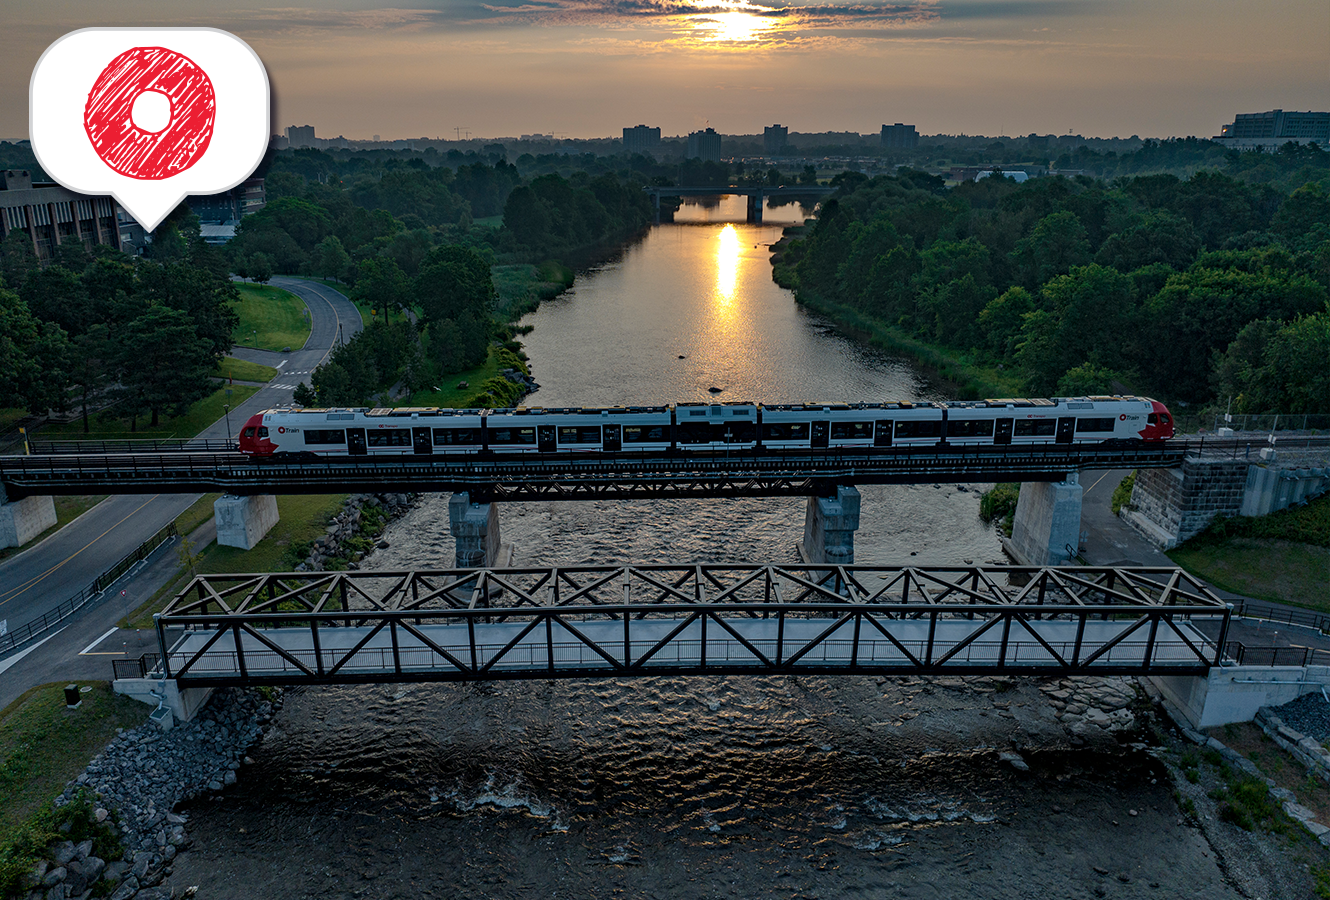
[0,487,56,549]
[214,494,279,550]
[746,192,764,224]
[798,485,860,565]
[449,492,507,567]
[651,192,660,224]
[1008,475,1082,566]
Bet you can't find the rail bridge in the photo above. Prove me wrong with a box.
[644,184,835,223]
[127,565,1229,714]
[0,443,1193,566]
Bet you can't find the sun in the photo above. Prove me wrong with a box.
[689,0,778,43]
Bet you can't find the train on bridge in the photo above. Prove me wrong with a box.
[239,396,1175,459]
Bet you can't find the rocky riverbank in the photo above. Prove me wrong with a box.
[19,689,278,900]
[293,492,418,572]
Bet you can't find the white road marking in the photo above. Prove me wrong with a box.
[277,360,287,369]
[80,626,119,655]
[0,628,66,675]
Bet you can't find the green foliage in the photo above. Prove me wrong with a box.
[0,790,121,897]
[1196,493,1330,548]
[500,172,652,262]
[310,319,421,406]
[979,483,1019,536]
[1110,471,1136,515]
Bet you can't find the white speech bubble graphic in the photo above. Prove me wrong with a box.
[31,28,269,232]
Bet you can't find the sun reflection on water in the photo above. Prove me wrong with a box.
[715,224,741,308]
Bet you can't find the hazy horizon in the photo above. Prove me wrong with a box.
[2,1,1326,143]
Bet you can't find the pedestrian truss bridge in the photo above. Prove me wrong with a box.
[153,564,1231,686]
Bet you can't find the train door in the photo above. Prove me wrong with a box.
[810,421,829,449]
[347,428,367,456]
[412,427,432,455]
[994,419,1013,445]
[874,420,893,448]
[1056,417,1076,444]
[603,424,621,452]
[537,425,556,453]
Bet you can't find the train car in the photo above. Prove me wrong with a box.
[484,406,673,454]
[946,396,1173,446]
[238,407,485,457]
[758,402,944,451]
[674,403,758,451]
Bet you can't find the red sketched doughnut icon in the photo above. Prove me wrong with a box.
[83,46,215,181]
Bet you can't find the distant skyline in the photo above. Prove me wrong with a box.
[2,1,1326,143]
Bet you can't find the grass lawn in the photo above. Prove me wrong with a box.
[0,682,146,834]
[0,495,107,564]
[215,356,277,384]
[0,409,25,433]
[126,493,348,629]
[230,283,312,351]
[406,349,506,408]
[1169,538,1330,612]
[35,384,259,441]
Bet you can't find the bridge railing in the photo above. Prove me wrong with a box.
[1231,601,1330,634]
[26,438,238,455]
[1224,641,1330,668]
[0,522,177,656]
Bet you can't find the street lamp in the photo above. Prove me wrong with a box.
[223,387,233,444]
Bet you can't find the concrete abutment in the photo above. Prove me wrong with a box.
[0,487,56,549]
[214,494,279,550]
[448,492,514,567]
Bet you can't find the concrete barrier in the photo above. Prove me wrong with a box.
[0,488,56,549]
[214,494,279,550]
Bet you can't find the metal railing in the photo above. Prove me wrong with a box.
[28,438,237,455]
[1225,641,1330,668]
[0,522,177,655]
[1232,601,1330,634]
[112,652,162,680]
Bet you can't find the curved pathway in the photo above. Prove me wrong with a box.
[0,278,357,651]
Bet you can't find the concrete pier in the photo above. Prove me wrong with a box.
[448,492,503,567]
[1009,475,1082,565]
[214,494,279,550]
[0,488,56,549]
[798,485,860,565]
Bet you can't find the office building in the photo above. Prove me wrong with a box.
[286,124,317,149]
[763,125,788,156]
[1216,110,1330,150]
[0,169,120,261]
[881,123,920,149]
[686,127,722,163]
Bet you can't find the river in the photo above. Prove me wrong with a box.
[170,197,1240,899]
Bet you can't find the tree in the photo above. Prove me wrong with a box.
[0,286,69,414]
[111,306,215,428]
[1017,264,1137,395]
[1215,313,1330,413]
[292,382,317,406]
[978,287,1035,358]
[67,324,113,433]
[0,229,39,287]
[135,261,239,359]
[351,257,409,318]
[1094,211,1200,272]
[312,235,352,283]
[1010,210,1091,289]
[249,252,274,285]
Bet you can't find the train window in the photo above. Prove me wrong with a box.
[1160,413,1171,425]
[367,429,411,447]
[830,421,873,440]
[242,427,255,439]
[947,419,995,438]
[433,428,480,445]
[1014,419,1056,437]
[676,423,712,444]
[894,420,942,438]
[304,429,346,445]
[623,425,667,443]
[1147,413,1159,425]
[1076,418,1117,433]
[763,422,810,441]
[721,423,757,443]
[687,409,707,417]
[257,427,269,438]
[489,427,537,445]
[558,426,602,444]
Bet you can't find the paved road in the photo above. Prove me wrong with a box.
[0,279,360,642]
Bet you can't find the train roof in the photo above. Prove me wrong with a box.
[498,406,670,415]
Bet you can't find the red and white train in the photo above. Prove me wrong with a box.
[238,396,1175,458]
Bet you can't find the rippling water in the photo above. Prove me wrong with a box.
[170,200,1237,899]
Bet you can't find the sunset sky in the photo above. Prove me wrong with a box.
[2,0,1326,142]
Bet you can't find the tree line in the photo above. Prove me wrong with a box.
[776,166,1330,414]
[0,214,237,430]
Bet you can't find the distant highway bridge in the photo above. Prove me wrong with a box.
[644,184,835,223]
